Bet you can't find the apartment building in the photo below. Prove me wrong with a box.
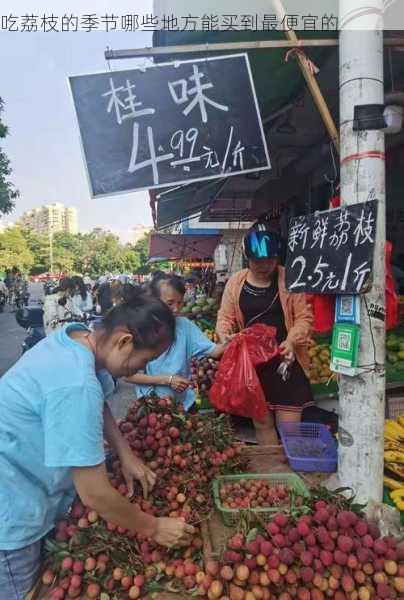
[18,203,79,235]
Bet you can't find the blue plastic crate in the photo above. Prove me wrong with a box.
[278,422,337,473]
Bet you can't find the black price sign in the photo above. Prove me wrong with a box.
[69,54,270,197]
[285,200,378,295]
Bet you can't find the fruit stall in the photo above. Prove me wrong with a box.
[307,328,404,398]
[32,393,404,600]
[181,294,219,343]
[179,283,404,404]
[384,416,404,520]
[189,324,404,411]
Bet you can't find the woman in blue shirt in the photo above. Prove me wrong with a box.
[0,286,195,599]
[128,274,226,410]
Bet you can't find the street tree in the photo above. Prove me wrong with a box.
[0,226,34,272]
[53,232,82,257]
[20,228,50,273]
[0,98,19,215]
[132,233,152,275]
[52,246,75,274]
[120,245,141,274]
[75,230,128,277]
[1,226,153,278]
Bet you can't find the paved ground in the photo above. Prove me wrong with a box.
[0,305,26,376]
[110,380,136,420]
[0,282,45,376]
[0,282,135,418]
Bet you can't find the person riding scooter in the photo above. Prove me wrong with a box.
[43,277,77,335]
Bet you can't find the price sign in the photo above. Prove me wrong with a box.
[285,200,378,295]
[69,54,270,197]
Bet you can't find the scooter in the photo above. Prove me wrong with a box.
[48,311,101,330]
[15,288,30,309]
[44,281,58,296]
[15,304,45,353]
[0,291,6,312]
[16,308,102,354]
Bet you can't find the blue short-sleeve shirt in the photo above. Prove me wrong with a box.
[135,317,215,410]
[0,323,114,550]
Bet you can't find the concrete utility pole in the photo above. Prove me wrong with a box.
[338,0,386,503]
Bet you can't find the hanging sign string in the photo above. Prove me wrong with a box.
[285,48,320,76]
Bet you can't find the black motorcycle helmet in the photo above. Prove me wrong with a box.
[242,222,285,262]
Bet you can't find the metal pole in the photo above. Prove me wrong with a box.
[49,230,54,273]
[338,0,386,503]
[104,37,404,60]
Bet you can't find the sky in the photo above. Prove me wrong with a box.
[0,5,156,242]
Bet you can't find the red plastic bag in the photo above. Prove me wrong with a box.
[209,325,278,420]
[241,324,279,366]
[307,294,335,334]
[386,241,399,330]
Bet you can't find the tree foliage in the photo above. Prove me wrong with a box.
[0,227,34,272]
[132,234,151,275]
[0,227,154,277]
[0,97,19,215]
[20,228,49,273]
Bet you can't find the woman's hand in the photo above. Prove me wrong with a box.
[153,517,196,548]
[279,339,295,364]
[121,453,156,499]
[217,333,237,344]
[169,375,190,393]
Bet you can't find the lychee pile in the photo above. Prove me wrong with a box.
[115,394,246,519]
[191,356,219,397]
[42,395,246,599]
[219,479,292,510]
[40,395,404,599]
[194,502,404,599]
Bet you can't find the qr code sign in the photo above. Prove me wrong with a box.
[340,296,353,316]
[337,332,352,351]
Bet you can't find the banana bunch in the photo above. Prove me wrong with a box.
[390,488,404,511]
[384,416,404,509]
[385,418,404,443]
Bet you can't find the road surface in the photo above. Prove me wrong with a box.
[0,305,26,376]
[0,282,44,376]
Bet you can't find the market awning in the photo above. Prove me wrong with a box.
[156,178,227,229]
[149,28,337,228]
[149,234,222,260]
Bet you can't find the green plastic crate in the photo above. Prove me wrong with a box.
[196,395,212,410]
[212,473,310,527]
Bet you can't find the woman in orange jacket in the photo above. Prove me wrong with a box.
[216,222,314,445]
